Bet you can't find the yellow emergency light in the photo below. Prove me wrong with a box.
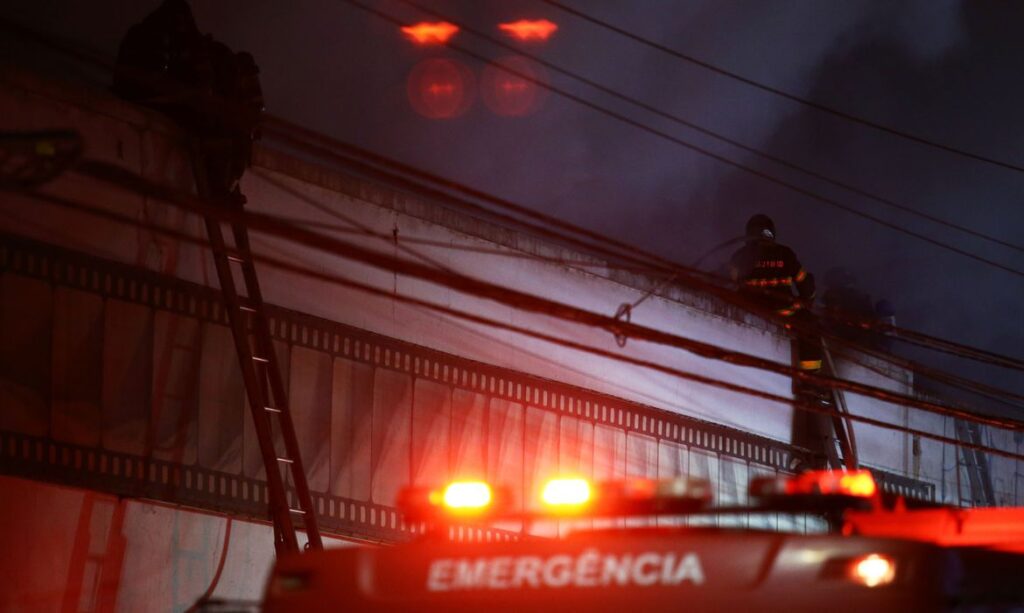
[399,479,509,521]
[541,478,592,510]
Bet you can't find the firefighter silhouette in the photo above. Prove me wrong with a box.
[113,0,263,204]
[729,214,835,464]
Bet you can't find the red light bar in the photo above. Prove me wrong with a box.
[498,19,558,42]
[398,480,509,521]
[750,470,878,499]
[401,22,459,45]
[541,478,591,508]
[541,476,711,516]
[441,481,492,510]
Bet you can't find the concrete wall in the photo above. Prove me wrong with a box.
[0,67,1018,500]
[0,475,356,613]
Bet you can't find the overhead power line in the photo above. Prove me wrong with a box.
[252,155,1024,411]
[4,13,1023,376]
[399,0,1024,257]
[25,187,1024,464]
[338,0,1024,280]
[543,0,1024,176]
[65,157,1024,434]
[7,15,1024,419]
[264,121,1024,376]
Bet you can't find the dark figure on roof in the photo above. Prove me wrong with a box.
[729,214,816,324]
[113,0,263,203]
[112,0,212,122]
[729,214,838,467]
[822,267,875,343]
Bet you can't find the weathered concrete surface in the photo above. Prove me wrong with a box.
[0,67,1018,507]
[0,475,357,612]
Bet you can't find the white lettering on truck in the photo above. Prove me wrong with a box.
[425,550,705,591]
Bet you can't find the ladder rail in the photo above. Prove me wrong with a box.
[190,143,321,554]
[229,224,323,549]
[956,419,996,506]
[820,338,859,471]
[202,216,300,553]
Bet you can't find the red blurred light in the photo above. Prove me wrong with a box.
[406,59,475,119]
[541,478,592,507]
[623,478,658,499]
[481,55,547,117]
[850,554,896,587]
[839,471,877,497]
[498,19,559,42]
[786,470,878,497]
[401,21,459,45]
[441,481,493,511]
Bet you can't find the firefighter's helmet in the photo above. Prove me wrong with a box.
[745,214,775,241]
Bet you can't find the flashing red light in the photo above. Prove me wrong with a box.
[541,478,592,508]
[498,19,559,42]
[837,471,878,497]
[406,59,475,119]
[401,21,459,45]
[399,480,504,520]
[440,481,493,511]
[790,470,877,498]
[750,469,879,499]
[850,553,896,587]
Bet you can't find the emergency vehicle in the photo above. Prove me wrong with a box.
[262,470,1024,612]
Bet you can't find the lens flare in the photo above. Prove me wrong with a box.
[442,481,493,510]
[481,55,547,117]
[406,59,474,119]
[839,471,878,497]
[541,478,592,507]
[401,22,459,45]
[851,554,895,587]
[498,19,559,42]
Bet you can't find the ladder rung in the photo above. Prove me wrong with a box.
[252,355,269,363]
[277,457,294,464]
[239,302,258,313]
[227,254,245,263]
[265,406,282,413]
[289,508,306,515]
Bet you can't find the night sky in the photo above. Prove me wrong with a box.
[3,1,1022,404]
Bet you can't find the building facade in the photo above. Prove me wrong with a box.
[1,66,1019,610]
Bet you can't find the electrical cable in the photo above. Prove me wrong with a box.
[4,14,1019,427]
[542,0,1024,177]
[265,212,657,271]
[59,157,1024,434]
[264,115,1024,376]
[24,186,1024,463]
[250,168,452,273]
[6,13,1015,513]
[250,171,662,273]
[327,1,1024,393]
[399,0,1024,256]
[338,0,1024,280]
[266,170,1024,411]
[4,14,1021,376]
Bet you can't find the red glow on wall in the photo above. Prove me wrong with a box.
[406,59,475,119]
[481,56,547,117]
[401,22,459,45]
[498,19,559,42]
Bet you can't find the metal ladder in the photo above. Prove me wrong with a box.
[955,419,995,507]
[820,338,858,471]
[192,148,322,555]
